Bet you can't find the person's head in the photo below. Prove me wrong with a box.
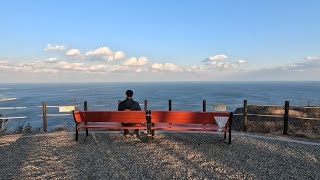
[126,90,134,98]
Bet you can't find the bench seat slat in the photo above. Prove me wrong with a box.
[78,122,147,130]
[74,111,146,123]
[150,111,231,125]
[151,123,227,132]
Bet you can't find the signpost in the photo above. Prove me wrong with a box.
[58,106,76,112]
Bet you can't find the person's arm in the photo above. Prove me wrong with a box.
[134,102,141,111]
[118,101,125,111]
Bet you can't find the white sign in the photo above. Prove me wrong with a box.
[214,105,227,111]
[59,106,75,112]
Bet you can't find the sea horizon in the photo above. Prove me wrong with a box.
[1,80,320,84]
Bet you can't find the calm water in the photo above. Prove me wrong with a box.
[0,82,319,131]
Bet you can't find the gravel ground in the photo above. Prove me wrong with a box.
[0,131,319,180]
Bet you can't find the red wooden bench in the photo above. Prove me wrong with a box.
[147,111,233,144]
[73,111,148,141]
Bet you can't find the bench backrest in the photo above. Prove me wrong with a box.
[73,111,147,123]
[150,111,232,125]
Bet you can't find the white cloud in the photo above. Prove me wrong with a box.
[113,51,125,60]
[0,61,58,73]
[102,56,114,61]
[151,63,178,71]
[124,57,148,66]
[43,44,65,51]
[136,68,143,72]
[56,62,85,70]
[203,54,248,71]
[46,57,58,63]
[86,47,113,56]
[184,65,206,72]
[0,61,11,70]
[207,61,243,71]
[236,59,247,64]
[216,62,231,68]
[208,54,228,61]
[0,57,140,74]
[0,60,9,64]
[65,49,81,56]
[55,61,130,73]
[3,50,320,81]
[305,56,320,61]
[277,56,320,71]
[234,55,320,80]
[203,54,229,65]
[85,47,125,62]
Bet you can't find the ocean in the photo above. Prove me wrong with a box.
[1,81,320,132]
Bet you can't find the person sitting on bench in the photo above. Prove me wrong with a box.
[118,90,141,137]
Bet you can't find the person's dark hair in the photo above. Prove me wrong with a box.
[126,90,134,97]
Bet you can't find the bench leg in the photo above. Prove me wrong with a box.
[146,118,153,142]
[84,122,88,136]
[146,129,154,143]
[228,113,233,144]
[75,127,79,141]
[219,132,227,142]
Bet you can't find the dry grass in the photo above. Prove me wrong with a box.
[233,105,320,139]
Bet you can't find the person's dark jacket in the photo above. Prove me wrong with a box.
[118,98,141,111]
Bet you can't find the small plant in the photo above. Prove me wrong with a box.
[15,123,33,133]
[24,123,32,133]
[15,124,24,133]
[0,114,8,134]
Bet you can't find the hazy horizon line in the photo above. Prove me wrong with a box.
[1,80,320,84]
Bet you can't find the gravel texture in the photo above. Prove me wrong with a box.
[0,131,319,179]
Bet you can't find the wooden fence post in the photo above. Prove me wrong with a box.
[283,101,289,135]
[243,100,248,132]
[203,100,206,112]
[84,101,88,111]
[42,102,47,132]
[169,100,172,111]
[83,101,88,136]
[144,100,148,111]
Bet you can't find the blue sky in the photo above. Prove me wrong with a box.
[0,0,320,82]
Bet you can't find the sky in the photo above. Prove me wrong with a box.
[0,0,319,82]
